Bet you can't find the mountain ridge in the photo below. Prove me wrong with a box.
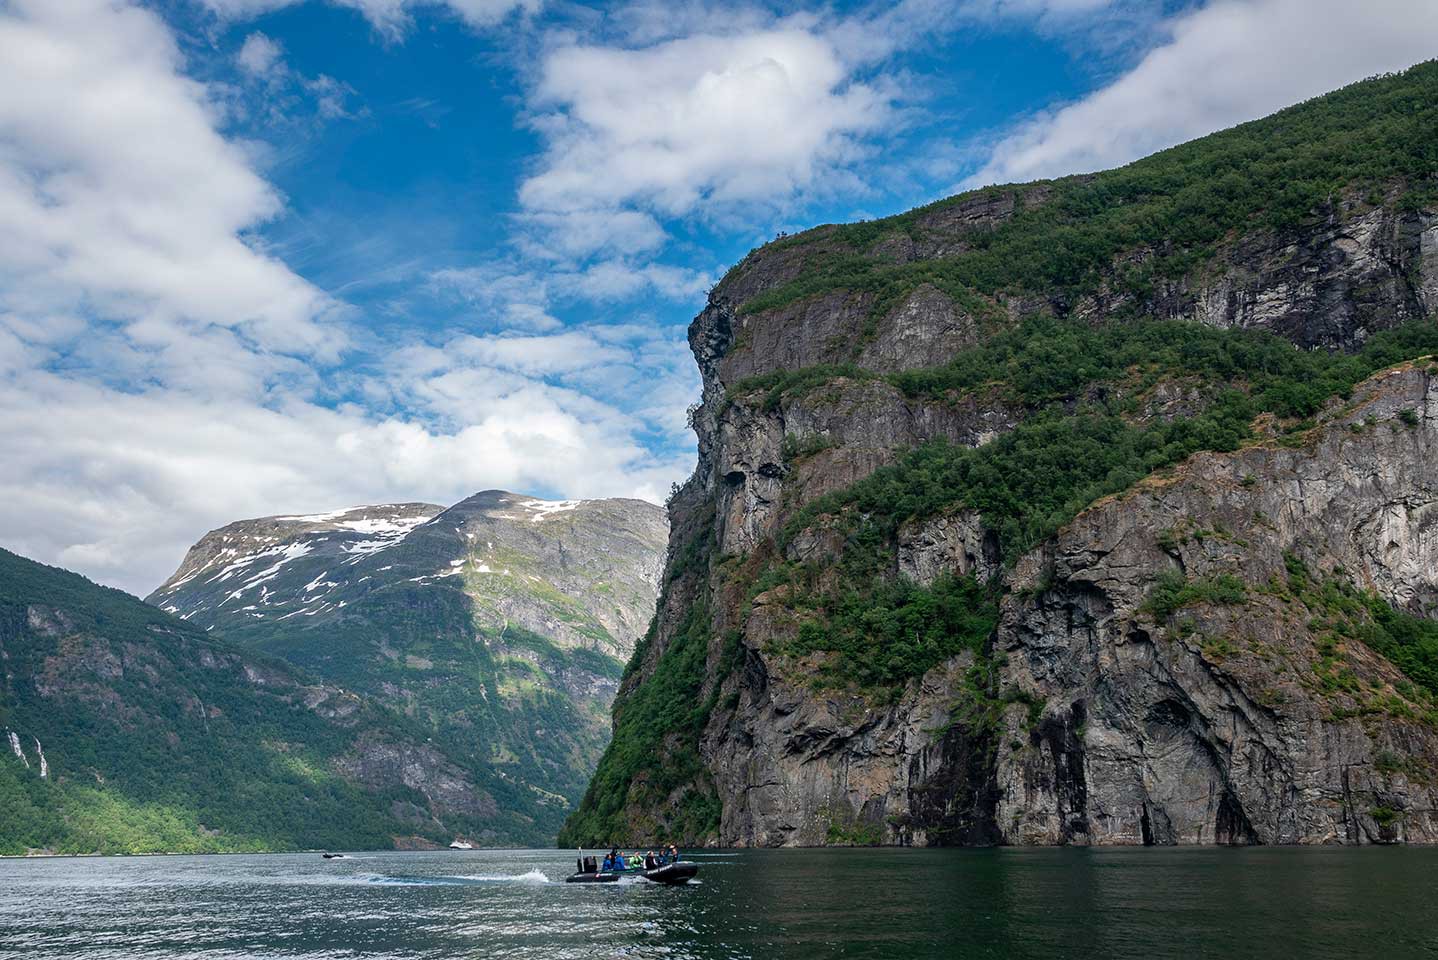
[149,487,668,833]
[562,60,1438,848]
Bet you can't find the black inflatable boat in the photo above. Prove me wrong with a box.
[640,861,699,885]
[564,870,619,883]
[564,856,699,885]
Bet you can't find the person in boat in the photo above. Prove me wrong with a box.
[601,850,616,871]
[643,851,656,870]
[666,843,679,864]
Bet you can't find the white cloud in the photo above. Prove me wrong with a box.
[517,209,667,259]
[567,260,712,302]
[237,31,283,76]
[231,30,360,123]
[0,0,338,379]
[519,25,894,243]
[198,0,540,36]
[966,0,1438,187]
[429,257,713,325]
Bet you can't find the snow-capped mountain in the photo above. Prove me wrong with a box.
[150,502,442,627]
[146,491,668,820]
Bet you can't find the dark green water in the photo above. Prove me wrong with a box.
[1,847,1435,959]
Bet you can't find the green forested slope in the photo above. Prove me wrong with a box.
[0,548,546,854]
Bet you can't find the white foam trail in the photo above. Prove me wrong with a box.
[461,869,550,884]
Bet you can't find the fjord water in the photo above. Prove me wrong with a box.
[2,848,1434,959]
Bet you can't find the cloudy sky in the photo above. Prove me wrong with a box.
[2,0,1436,596]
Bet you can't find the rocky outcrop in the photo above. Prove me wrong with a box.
[994,364,1438,846]
[681,364,1438,850]
[335,731,500,822]
[898,511,1002,587]
[1167,202,1437,349]
[857,284,980,373]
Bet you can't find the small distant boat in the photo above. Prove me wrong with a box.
[449,840,474,850]
[321,853,345,859]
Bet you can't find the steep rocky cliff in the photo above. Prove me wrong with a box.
[562,62,1438,847]
[149,491,667,815]
[0,548,533,854]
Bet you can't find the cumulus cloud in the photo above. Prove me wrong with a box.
[0,0,694,596]
[0,0,339,379]
[236,31,283,76]
[198,0,540,36]
[966,0,1438,187]
[519,24,894,251]
[0,358,690,596]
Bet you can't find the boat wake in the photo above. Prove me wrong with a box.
[461,869,551,885]
[364,869,551,886]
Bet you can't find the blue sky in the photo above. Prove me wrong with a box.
[2,0,1436,594]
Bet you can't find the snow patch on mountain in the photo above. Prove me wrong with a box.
[523,499,580,521]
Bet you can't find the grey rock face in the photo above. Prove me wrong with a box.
[335,731,500,821]
[709,645,984,847]
[897,511,1002,587]
[702,366,1438,849]
[994,365,1438,846]
[858,284,979,373]
[1166,204,1436,349]
[712,380,1020,557]
[587,168,1438,847]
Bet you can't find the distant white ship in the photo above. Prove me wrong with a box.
[449,839,474,850]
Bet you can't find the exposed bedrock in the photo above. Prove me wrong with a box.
[707,366,1438,847]
[995,365,1438,845]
